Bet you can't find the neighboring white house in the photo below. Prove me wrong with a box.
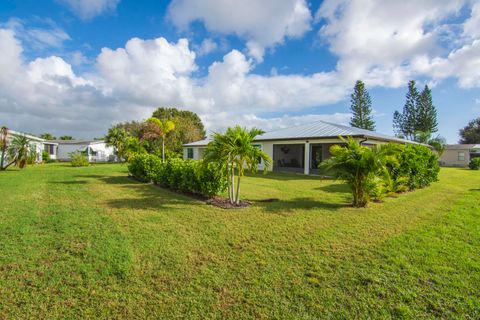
[183,120,423,175]
[440,144,480,167]
[48,140,116,162]
[8,130,47,163]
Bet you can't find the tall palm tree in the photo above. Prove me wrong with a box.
[143,118,175,162]
[205,126,271,205]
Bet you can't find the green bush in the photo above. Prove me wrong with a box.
[128,155,227,198]
[127,153,162,182]
[469,157,480,170]
[70,151,90,167]
[396,144,439,190]
[42,150,50,163]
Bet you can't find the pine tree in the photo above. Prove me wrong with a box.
[417,85,438,134]
[392,80,420,140]
[349,80,375,131]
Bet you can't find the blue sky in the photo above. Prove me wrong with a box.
[0,0,479,142]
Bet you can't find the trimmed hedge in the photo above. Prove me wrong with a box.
[396,144,440,190]
[128,154,227,198]
[469,157,480,170]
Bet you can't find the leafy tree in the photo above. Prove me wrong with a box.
[152,107,206,154]
[112,121,143,138]
[40,133,56,140]
[320,137,386,207]
[142,118,175,162]
[59,135,74,140]
[459,118,480,144]
[393,80,420,140]
[105,127,130,161]
[349,80,375,130]
[417,85,438,134]
[204,126,271,205]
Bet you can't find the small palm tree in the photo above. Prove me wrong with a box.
[320,137,385,207]
[8,135,31,169]
[144,118,175,162]
[205,126,271,205]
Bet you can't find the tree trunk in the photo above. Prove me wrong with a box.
[162,138,165,163]
[235,175,241,205]
[226,162,231,203]
[230,165,235,204]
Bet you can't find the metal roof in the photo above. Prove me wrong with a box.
[47,140,106,145]
[444,144,479,150]
[184,120,421,147]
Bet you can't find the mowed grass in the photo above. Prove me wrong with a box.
[0,164,479,319]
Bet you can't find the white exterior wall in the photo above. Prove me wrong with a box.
[57,142,116,162]
[184,137,394,175]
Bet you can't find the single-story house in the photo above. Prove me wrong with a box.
[183,120,422,175]
[440,144,480,167]
[47,140,117,162]
[8,130,47,163]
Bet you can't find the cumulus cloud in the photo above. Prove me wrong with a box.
[168,0,312,61]
[316,0,472,87]
[58,0,120,20]
[1,1,480,139]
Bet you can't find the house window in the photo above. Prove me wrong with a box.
[43,144,55,155]
[187,148,194,159]
[458,152,465,161]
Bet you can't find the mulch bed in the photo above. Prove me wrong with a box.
[206,197,251,209]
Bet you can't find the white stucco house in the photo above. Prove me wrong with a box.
[7,130,51,163]
[183,120,422,175]
[47,140,117,162]
[3,129,116,163]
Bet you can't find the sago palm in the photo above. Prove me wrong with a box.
[8,135,31,169]
[320,137,385,207]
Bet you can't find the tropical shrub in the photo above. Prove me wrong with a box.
[42,150,51,163]
[320,138,439,207]
[128,154,227,198]
[127,153,162,182]
[70,151,90,167]
[320,137,386,207]
[396,144,439,189]
[469,157,480,170]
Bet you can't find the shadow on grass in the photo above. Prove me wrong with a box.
[245,171,319,181]
[315,183,350,194]
[255,197,349,215]
[469,188,480,192]
[72,173,198,210]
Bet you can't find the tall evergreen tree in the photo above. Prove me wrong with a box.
[349,80,375,130]
[417,85,438,134]
[392,80,420,140]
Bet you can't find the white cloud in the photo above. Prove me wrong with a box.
[168,0,312,61]
[4,18,70,50]
[58,0,120,20]
[316,0,473,87]
[195,38,218,56]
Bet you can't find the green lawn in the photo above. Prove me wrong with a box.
[0,163,479,319]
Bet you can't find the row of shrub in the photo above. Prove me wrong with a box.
[128,154,227,198]
[321,139,440,207]
[469,158,480,170]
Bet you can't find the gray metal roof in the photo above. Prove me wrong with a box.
[444,144,479,150]
[47,139,106,145]
[184,120,421,147]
